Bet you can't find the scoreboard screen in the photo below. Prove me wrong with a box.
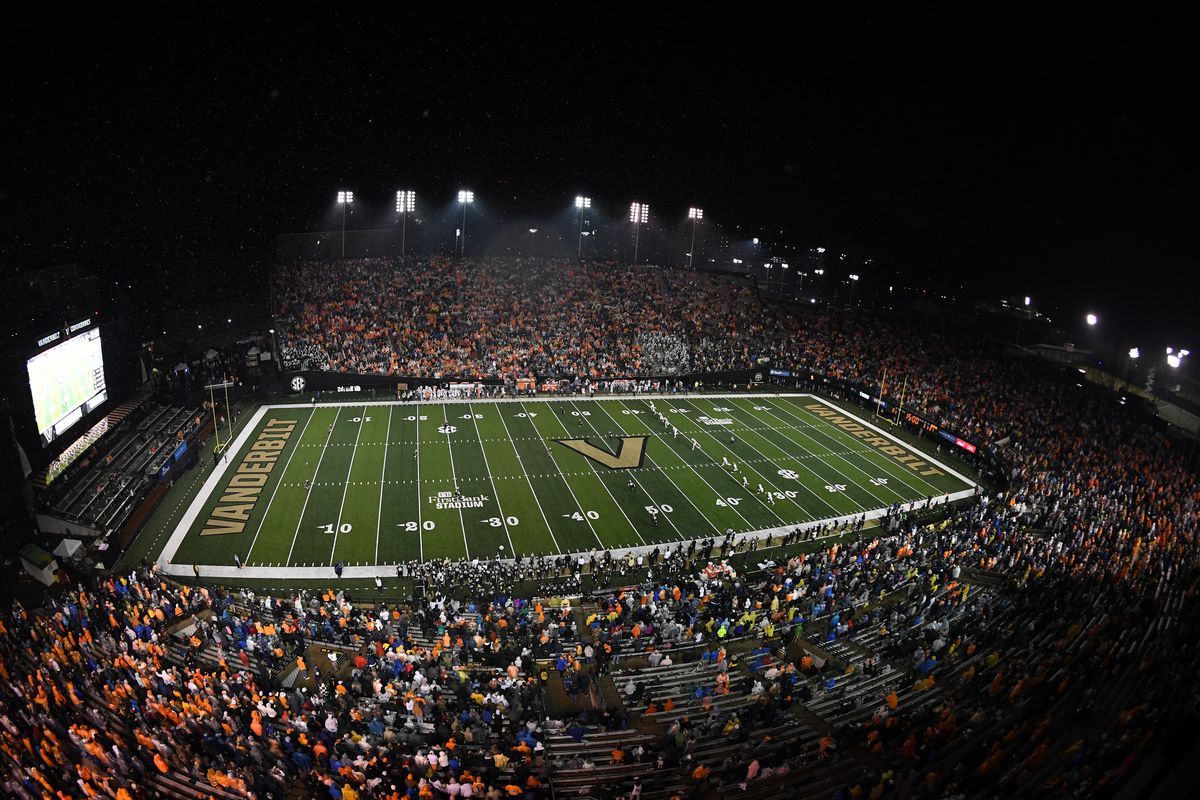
[27,326,107,445]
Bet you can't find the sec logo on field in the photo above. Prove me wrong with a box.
[291,375,307,392]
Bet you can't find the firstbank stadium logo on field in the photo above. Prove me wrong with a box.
[698,416,733,426]
[429,491,489,509]
[290,375,306,392]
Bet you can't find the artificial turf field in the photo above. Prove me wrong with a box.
[160,394,974,579]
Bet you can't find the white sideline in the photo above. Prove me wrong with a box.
[158,393,978,580]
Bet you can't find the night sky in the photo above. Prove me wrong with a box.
[3,13,1197,349]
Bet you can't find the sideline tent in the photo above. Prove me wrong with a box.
[53,539,84,559]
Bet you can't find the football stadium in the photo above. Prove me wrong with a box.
[1,21,1198,800]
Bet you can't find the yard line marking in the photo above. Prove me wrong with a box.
[245,408,316,563]
[771,397,948,497]
[518,401,605,551]
[563,399,650,545]
[495,406,562,556]
[615,398,762,530]
[678,397,832,518]
[759,398,917,501]
[591,400,723,539]
[416,401,423,563]
[441,405,472,559]
[468,402,516,557]
[740,399,899,507]
[375,405,393,566]
[690,398,848,516]
[328,406,368,565]
[284,409,340,565]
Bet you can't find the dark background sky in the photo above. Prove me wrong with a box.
[2,12,1197,350]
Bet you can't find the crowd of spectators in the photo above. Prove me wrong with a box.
[275,257,1123,452]
[275,258,786,379]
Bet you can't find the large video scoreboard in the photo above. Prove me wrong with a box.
[26,320,107,446]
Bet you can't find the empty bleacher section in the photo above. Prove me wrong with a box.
[36,399,204,550]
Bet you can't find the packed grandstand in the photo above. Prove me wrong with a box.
[3,256,1198,800]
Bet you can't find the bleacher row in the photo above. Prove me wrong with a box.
[542,561,1120,800]
[49,404,200,534]
[542,578,919,798]
[6,626,251,800]
[147,594,596,799]
[308,560,985,798]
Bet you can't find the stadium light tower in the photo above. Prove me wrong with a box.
[848,273,860,308]
[336,190,354,258]
[630,202,649,264]
[687,207,704,268]
[395,190,416,257]
[575,196,591,259]
[457,190,474,256]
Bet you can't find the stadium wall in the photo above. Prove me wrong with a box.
[283,367,765,394]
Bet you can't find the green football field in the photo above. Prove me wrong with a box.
[160,394,974,579]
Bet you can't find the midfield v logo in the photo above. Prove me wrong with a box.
[555,436,648,469]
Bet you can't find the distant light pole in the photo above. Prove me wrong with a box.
[687,207,704,268]
[1017,295,1032,346]
[336,190,354,258]
[1086,313,1098,327]
[848,273,860,308]
[575,196,591,259]
[630,202,649,264]
[395,190,415,257]
[457,190,474,255]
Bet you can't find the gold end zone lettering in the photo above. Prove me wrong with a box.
[200,519,245,536]
[212,504,253,521]
[195,420,297,539]
[804,401,952,483]
[228,473,268,488]
[219,487,261,504]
